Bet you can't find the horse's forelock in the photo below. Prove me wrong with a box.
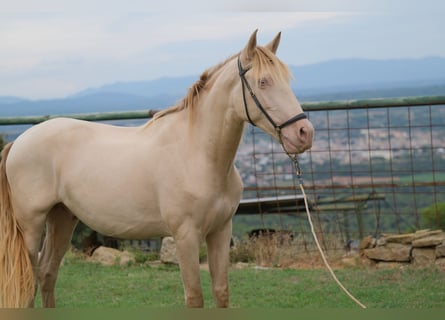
[251,46,292,85]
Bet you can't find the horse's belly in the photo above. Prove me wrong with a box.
[95,218,171,240]
[63,186,171,239]
[74,205,171,239]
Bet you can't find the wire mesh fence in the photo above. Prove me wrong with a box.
[233,97,445,255]
[1,96,445,257]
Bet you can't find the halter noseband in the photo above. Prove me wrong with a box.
[237,56,307,132]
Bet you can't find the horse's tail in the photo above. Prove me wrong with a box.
[0,143,35,307]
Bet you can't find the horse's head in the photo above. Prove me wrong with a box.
[235,30,314,155]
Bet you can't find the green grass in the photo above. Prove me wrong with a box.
[398,172,445,183]
[35,256,445,308]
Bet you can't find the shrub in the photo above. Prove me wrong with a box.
[230,233,295,267]
[421,202,445,230]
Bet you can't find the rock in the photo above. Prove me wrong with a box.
[412,229,431,235]
[89,246,135,266]
[435,258,445,271]
[376,238,387,246]
[358,236,375,255]
[234,262,249,269]
[160,237,179,264]
[413,229,443,240]
[341,256,358,268]
[359,256,376,267]
[362,229,445,268]
[412,233,445,248]
[412,248,436,267]
[380,233,415,244]
[364,243,411,262]
[436,244,445,258]
[376,262,409,269]
[379,230,443,245]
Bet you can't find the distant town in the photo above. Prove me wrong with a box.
[235,105,445,192]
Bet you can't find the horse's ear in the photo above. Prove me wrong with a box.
[242,29,258,61]
[265,32,281,54]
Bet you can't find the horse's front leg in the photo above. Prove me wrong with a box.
[174,227,204,307]
[206,221,232,308]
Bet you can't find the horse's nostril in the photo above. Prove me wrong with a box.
[299,127,308,140]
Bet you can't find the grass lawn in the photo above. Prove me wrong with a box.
[35,255,445,308]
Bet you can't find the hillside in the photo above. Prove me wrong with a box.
[1,57,445,117]
[291,57,445,90]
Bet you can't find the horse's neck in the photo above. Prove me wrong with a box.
[189,84,244,174]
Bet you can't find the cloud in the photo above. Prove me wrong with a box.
[0,1,444,99]
[0,11,351,98]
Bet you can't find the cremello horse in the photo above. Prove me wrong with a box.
[0,30,313,308]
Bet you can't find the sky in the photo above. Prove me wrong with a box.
[0,0,444,99]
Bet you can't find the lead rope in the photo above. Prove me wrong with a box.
[279,133,367,309]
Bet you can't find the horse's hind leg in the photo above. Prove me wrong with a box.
[16,212,46,308]
[38,204,78,308]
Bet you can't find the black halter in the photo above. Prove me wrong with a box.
[237,56,307,132]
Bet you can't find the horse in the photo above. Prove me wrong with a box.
[0,30,314,308]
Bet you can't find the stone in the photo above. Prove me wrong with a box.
[412,233,445,248]
[359,256,376,267]
[89,246,135,266]
[234,262,249,269]
[412,248,436,267]
[436,244,445,258]
[376,238,387,246]
[380,233,415,244]
[414,229,432,235]
[341,256,358,268]
[364,243,411,262]
[160,236,179,264]
[413,229,442,240]
[435,258,445,271]
[358,236,375,255]
[376,262,409,269]
[379,230,443,245]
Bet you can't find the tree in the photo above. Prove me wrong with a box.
[421,202,445,230]
[0,134,5,149]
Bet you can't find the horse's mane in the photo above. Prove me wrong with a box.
[151,46,291,122]
[151,54,237,121]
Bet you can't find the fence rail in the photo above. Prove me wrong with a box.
[1,96,444,125]
[0,110,159,125]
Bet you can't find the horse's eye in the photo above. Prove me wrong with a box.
[259,78,268,88]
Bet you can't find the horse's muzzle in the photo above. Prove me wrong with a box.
[281,119,314,154]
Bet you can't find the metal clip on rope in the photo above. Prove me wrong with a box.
[289,154,304,186]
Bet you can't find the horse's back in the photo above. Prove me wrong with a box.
[14,117,133,148]
[8,117,129,192]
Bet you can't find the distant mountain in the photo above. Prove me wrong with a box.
[0,93,153,117]
[291,57,445,91]
[73,57,445,100]
[1,57,445,117]
[0,96,29,105]
[73,76,196,99]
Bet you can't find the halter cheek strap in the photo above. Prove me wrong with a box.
[238,62,256,127]
[238,56,307,131]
